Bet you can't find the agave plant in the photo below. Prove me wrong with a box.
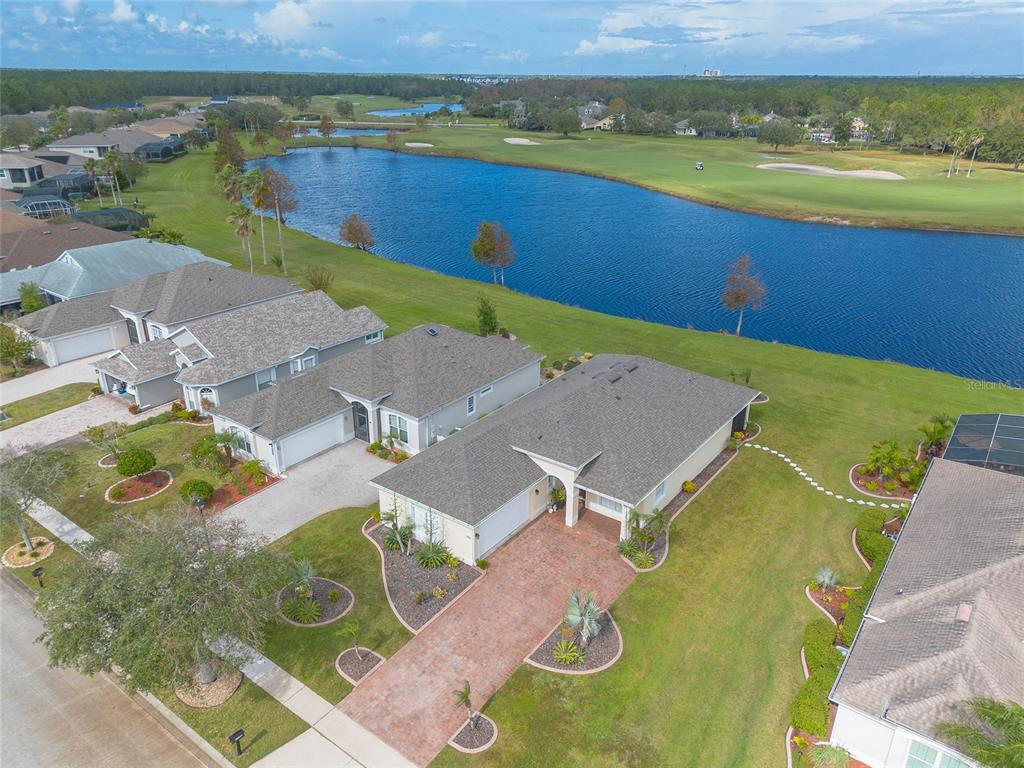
[815,567,839,590]
[565,589,602,647]
[292,557,316,598]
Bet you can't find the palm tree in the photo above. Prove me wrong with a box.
[227,204,254,273]
[452,680,477,729]
[965,129,985,178]
[83,158,103,207]
[216,164,244,203]
[291,558,316,599]
[339,620,362,661]
[565,589,602,647]
[937,699,1024,768]
[101,150,123,206]
[244,168,270,266]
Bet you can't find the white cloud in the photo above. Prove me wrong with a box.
[253,0,312,37]
[416,30,440,46]
[146,13,168,32]
[177,20,191,32]
[32,5,49,24]
[497,49,529,62]
[108,0,138,23]
[576,34,668,55]
[59,0,81,14]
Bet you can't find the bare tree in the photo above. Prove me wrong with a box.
[720,253,766,336]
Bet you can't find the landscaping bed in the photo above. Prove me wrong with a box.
[105,470,173,503]
[807,585,853,624]
[1,358,47,381]
[277,577,353,627]
[335,647,384,685]
[98,453,118,467]
[881,516,903,538]
[204,472,279,514]
[367,522,481,631]
[2,537,55,567]
[849,464,914,499]
[449,714,498,753]
[174,667,243,709]
[527,611,622,674]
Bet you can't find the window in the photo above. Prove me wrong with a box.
[256,368,275,391]
[906,742,938,768]
[290,359,300,374]
[233,428,252,454]
[149,324,164,340]
[198,387,216,410]
[480,386,493,397]
[655,480,666,502]
[593,495,623,514]
[467,394,476,416]
[388,414,409,444]
[302,354,316,370]
[0,170,6,178]
[364,330,383,344]
[939,757,970,768]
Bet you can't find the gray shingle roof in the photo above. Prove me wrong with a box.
[326,324,542,418]
[1,221,131,273]
[174,292,385,386]
[12,290,122,338]
[214,364,351,440]
[831,459,1024,745]
[107,262,299,325]
[373,355,758,525]
[48,129,162,153]
[91,339,179,384]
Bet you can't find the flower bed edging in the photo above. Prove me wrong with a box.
[276,578,353,627]
[800,646,810,680]
[335,647,385,686]
[524,611,623,675]
[2,537,55,567]
[804,585,837,626]
[98,453,118,467]
[104,470,173,504]
[851,528,872,571]
[848,464,914,501]
[448,714,498,754]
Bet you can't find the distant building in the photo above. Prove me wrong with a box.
[47,128,163,159]
[673,120,697,136]
[700,68,721,77]
[0,153,45,190]
[0,220,131,273]
[809,128,834,144]
[763,111,781,123]
[87,100,144,111]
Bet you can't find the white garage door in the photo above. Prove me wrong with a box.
[278,416,342,470]
[52,326,114,364]
[476,487,531,558]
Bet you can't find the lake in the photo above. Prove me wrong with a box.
[367,103,464,117]
[296,128,389,137]
[251,147,1024,384]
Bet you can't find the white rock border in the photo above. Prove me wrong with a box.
[334,647,385,686]
[104,470,174,504]
[448,713,498,754]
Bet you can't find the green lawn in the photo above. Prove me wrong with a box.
[0,383,95,431]
[42,422,224,534]
[109,146,1023,768]
[263,505,412,703]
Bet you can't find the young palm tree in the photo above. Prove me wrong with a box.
[100,151,123,206]
[83,158,103,207]
[244,168,270,266]
[937,699,1024,768]
[565,589,602,647]
[216,164,244,203]
[227,204,254,273]
[339,620,362,661]
[452,680,477,728]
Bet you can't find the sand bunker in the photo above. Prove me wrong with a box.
[404,142,434,148]
[504,137,541,146]
[757,163,904,181]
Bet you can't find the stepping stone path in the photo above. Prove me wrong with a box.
[742,443,908,511]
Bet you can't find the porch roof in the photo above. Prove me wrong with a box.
[91,339,179,384]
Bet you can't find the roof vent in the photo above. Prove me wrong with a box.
[625,361,639,372]
[607,373,622,383]
[426,327,438,337]
[954,603,973,623]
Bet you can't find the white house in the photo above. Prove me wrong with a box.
[372,355,758,564]
[829,457,1024,768]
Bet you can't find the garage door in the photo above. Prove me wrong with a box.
[476,487,531,558]
[277,416,342,470]
[52,327,115,364]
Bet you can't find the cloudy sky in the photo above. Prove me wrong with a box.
[2,0,1022,75]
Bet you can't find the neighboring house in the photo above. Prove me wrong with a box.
[132,115,207,138]
[213,324,541,475]
[14,195,75,220]
[943,413,1024,476]
[372,354,758,564]
[46,129,162,158]
[0,240,221,313]
[810,128,834,144]
[580,115,615,131]
[763,111,781,123]
[0,153,45,190]
[15,262,296,368]
[166,291,385,413]
[829,457,1024,768]
[674,119,697,136]
[134,137,187,162]
[70,207,149,232]
[0,221,131,272]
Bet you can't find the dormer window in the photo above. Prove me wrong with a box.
[365,330,383,344]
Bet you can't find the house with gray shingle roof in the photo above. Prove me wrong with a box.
[211,324,542,475]
[371,354,758,564]
[828,457,1024,768]
[94,291,385,412]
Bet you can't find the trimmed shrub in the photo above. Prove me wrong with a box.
[803,619,842,675]
[413,590,429,604]
[127,403,141,415]
[170,400,185,412]
[109,486,126,500]
[327,589,340,603]
[855,508,896,565]
[417,541,450,569]
[118,411,182,435]
[789,673,832,737]
[179,479,214,505]
[237,459,267,486]
[841,568,882,646]
[682,480,697,494]
[281,596,323,624]
[476,558,489,570]
[116,447,156,477]
[432,585,447,600]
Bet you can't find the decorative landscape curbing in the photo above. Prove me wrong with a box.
[1,537,55,568]
[448,714,499,755]
[97,453,118,467]
[847,464,914,503]
[104,470,174,504]
[276,579,354,627]
[851,528,872,571]
[742,443,908,510]
[523,612,624,676]
[334,647,386,687]
[800,646,810,680]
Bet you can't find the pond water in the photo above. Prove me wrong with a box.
[296,128,390,137]
[251,147,1024,384]
[366,103,464,117]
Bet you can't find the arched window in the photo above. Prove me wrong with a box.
[198,387,216,410]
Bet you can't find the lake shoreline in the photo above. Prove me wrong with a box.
[276,138,1024,238]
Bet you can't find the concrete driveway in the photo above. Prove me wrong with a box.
[221,441,391,542]
[0,355,105,405]
[0,396,170,456]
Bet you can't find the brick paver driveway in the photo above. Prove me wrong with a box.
[339,511,635,767]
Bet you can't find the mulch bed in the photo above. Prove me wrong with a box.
[753,392,770,404]
[450,714,497,753]
[174,667,242,709]
[882,516,903,538]
[2,537,55,568]
[849,465,914,499]
[527,611,622,673]
[808,586,852,623]
[368,523,481,631]
[105,470,173,503]
[335,647,384,685]
[277,577,353,627]
[663,448,735,517]
[98,453,118,467]
[204,473,279,514]
[0,360,47,382]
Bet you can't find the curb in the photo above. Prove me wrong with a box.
[804,585,837,626]
[276,579,354,627]
[334,647,386,687]
[448,714,498,754]
[523,612,624,676]
[851,528,872,571]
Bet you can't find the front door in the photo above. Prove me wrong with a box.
[353,402,369,441]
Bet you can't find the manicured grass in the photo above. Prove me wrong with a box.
[42,422,223,534]
[263,505,412,703]
[159,680,307,768]
[114,147,1023,768]
[1,516,78,591]
[0,382,95,431]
